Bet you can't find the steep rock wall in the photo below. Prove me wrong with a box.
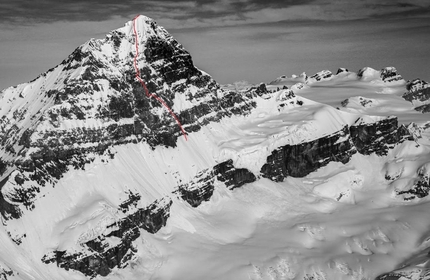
[261,117,412,182]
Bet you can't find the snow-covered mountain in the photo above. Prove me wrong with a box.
[1,15,430,280]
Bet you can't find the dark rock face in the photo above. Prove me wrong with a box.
[3,183,39,211]
[336,68,348,74]
[306,70,332,83]
[397,175,430,200]
[376,266,430,280]
[380,66,403,83]
[179,159,256,207]
[213,160,257,190]
[113,198,173,235]
[0,177,21,220]
[375,272,404,280]
[177,86,257,137]
[178,183,214,208]
[254,83,269,96]
[350,117,411,156]
[357,67,372,79]
[341,96,374,108]
[397,163,430,200]
[0,264,14,280]
[261,126,354,182]
[277,89,300,111]
[0,160,7,176]
[402,79,430,113]
[144,36,200,85]
[415,104,430,113]
[42,198,172,278]
[403,78,430,102]
[178,168,215,207]
[118,191,141,213]
[261,117,412,182]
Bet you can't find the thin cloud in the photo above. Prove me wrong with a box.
[0,0,429,90]
[1,0,429,28]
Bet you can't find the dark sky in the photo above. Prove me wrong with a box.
[1,0,429,89]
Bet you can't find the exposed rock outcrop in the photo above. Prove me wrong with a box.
[306,70,333,84]
[357,66,404,83]
[0,177,21,220]
[376,270,430,280]
[213,160,257,190]
[403,78,430,102]
[178,168,215,207]
[42,198,172,278]
[178,159,256,207]
[402,78,430,113]
[357,67,379,80]
[261,126,354,182]
[261,117,412,182]
[341,96,375,108]
[380,66,403,83]
[336,68,348,74]
[414,104,430,113]
[397,162,430,200]
[350,116,411,156]
[0,263,14,280]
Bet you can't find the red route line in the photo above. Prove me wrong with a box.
[132,15,188,141]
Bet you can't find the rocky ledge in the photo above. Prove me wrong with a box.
[261,116,412,182]
[380,66,404,83]
[396,162,430,200]
[41,159,256,277]
[42,197,172,278]
[402,78,430,113]
[0,263,14,280]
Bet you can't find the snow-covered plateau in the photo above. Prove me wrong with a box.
[1,15,430,280]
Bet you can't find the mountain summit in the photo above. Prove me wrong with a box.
[0,15,263,278]
[1,15,430,280]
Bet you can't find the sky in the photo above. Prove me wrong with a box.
[0,0,429,90]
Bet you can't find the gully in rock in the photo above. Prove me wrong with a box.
[132,15,188,141]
